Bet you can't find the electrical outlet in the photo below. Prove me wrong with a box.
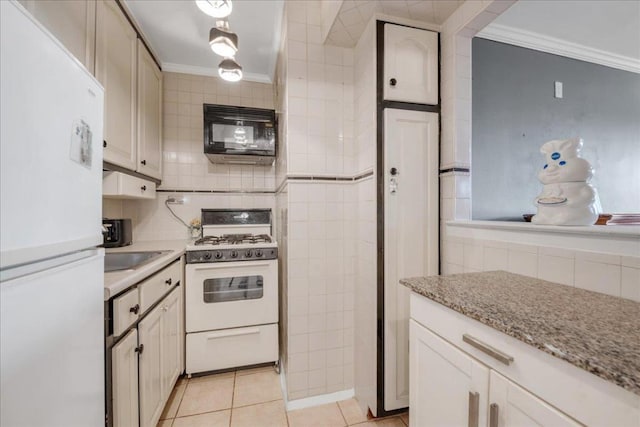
[166,196,185,205]
[554,81,563,98]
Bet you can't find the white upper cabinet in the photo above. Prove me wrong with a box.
[96,0,138,170]
[136,40,163,180]
[384,23,438,105]
[18,0,96,73]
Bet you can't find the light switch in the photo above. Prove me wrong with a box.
[555,81,563,98]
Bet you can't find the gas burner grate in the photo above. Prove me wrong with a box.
[194,234,273,246]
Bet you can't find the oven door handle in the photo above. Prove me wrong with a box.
[190,262,272,271]
[206,328,261,340]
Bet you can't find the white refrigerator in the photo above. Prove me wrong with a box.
[0,2,105,426]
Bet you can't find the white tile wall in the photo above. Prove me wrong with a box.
[442,232,640,301]
[121,192,275,242]
[161,72,276,191]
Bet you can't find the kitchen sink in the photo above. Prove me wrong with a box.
[104,251,171,273]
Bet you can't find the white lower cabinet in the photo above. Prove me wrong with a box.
[410,319,584,427]
[489,371,582,427]
[410,320,489,427]
[112,329,139,427]
[138,286,181,427]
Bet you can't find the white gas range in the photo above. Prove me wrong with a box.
[185,209,279,375]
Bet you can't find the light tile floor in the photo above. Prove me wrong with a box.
[158,366,409,427]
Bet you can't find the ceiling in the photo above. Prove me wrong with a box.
[484,0,640,61]
[124,0,284,83]
[326,0,464,47]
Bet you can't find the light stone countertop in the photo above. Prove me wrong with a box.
[400,271,640,395]
[104,240,189,300]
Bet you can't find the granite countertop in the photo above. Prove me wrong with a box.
[104,240,189,300]
[401,271,640,396]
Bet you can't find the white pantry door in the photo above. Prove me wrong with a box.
[384,108,439,411]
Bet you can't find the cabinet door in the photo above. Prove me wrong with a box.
[96,0,137,170]
[161,287,181,397]
[112,329,139,427]
[18,0,96,73]
[384,109,439,411]
[136,40,163,179]
[138,303,164,427]
[489,371,583,427]
[410,320,489,427]
[384,23,438,105]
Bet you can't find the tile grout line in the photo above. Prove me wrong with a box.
[336,401,349,426]
[229,371,237,427]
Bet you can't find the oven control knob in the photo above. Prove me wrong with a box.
[204,252,212,260]
[230,250,238,258]
[255,249,263,258]
[214,251,222,259]
[245,250,253,258]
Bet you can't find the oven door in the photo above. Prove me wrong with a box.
[185,260,277,332]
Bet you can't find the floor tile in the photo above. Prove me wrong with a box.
[337,398,367,425]
[400,412,408,426]
[177,373,235,417]
[235,364,277,377]
[160,382,187,420]
[233,370,282,407]
[357,416,405,427]
[287,402,347,427]
[231,400,288,427]
[172,410,231,427]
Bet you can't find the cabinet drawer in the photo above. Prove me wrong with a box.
[103,171,156,199]
[113,287,139,337]
[139,260,180,313]
[410,293,640,426]
[186,324,278,374]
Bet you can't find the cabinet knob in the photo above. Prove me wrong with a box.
[134,344,144,354]
[140,159,146,165]
[389,78,397,86]
[103,140,107,148]
[141,185,147,191]
[165,278,172,285]
[129,304,140,315]
[390,167,399,176]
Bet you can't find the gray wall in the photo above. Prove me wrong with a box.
[471,38,640,220]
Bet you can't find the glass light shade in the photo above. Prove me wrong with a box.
[209,26,238,57]
[218,57,243,82]
[195,0,232,18]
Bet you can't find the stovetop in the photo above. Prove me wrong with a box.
[193,233,273,246]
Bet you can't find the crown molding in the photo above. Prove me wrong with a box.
[161,62,273,84]
[477,24,640,74]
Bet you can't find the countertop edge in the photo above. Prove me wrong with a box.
[103,240,189,300]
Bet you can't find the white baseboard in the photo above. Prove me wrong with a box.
[285,389,355,411]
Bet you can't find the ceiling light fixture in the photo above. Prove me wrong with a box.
[209,20,238,58]
[195,0,232,18]
[218,57,243,82]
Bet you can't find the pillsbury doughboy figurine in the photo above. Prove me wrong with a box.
[532,138,601,225]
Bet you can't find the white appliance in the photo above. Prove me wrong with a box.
[0,2,105,426]
[185,209,279,375]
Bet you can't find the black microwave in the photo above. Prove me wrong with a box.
[203,104,276,165]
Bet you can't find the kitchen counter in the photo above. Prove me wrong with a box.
[104,240,189,300]
[400,270,640,395]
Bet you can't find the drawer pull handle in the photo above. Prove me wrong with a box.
[134,344,144,354]
[206,328,260,340]
[165,278,172,285]
[141,185,147,191]
[140,159,146,165]
[129,304,140,315]
[468,391,479,427]
[463,334,514,365]
[489,403,499,427]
